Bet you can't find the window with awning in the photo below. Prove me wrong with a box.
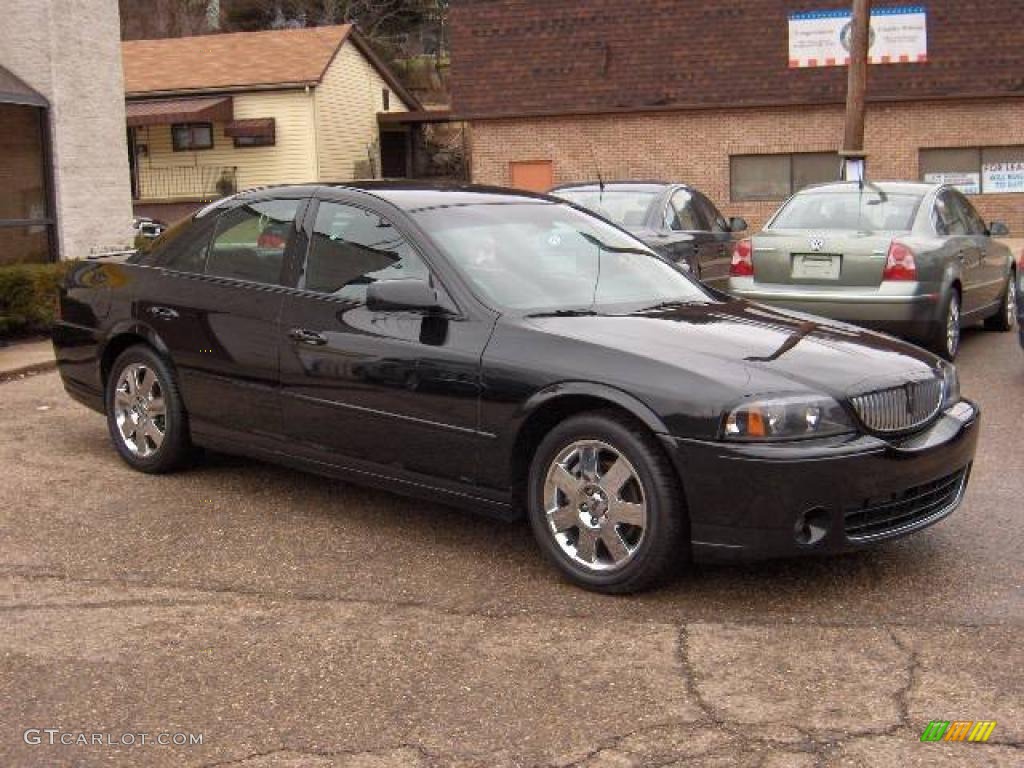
[124,96,233,127]
[224,118,276,148]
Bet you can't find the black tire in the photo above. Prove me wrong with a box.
[105,344,192,474]
[527,410,687,594]
[984,271,1017,332]
[926,288,960,361]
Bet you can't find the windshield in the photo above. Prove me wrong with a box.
[552,188,659,228]
[411,201,710,314]
[770,190,923,232]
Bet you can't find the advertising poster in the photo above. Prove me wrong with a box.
[789,6,928,68]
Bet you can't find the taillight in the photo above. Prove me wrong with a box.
[883,242,917,281]
[730,239,754,277]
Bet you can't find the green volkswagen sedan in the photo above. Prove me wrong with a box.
[727,182,1017,359]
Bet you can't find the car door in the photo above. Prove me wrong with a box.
[956,192,1006,309]
[278,195,493,484]
[141,195,307,439]
[934,190,984,314]
[666,188,719,285]
[692,192,736,290]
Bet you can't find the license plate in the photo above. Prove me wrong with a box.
[792,253,841,279]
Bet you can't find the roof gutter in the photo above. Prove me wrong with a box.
[125,82,318,100]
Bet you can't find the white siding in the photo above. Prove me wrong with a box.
[314,41,409,182]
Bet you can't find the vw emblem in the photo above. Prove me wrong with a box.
[809,236,825,252]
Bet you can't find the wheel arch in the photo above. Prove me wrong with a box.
[99,322,172,389]
[507,383,672,504]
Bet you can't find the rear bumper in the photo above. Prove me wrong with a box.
[727,278,941,340]
[661,400,979,562]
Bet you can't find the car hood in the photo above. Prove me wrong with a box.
[525,299,940,401]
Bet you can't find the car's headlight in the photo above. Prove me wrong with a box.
[939,361,960,408]
[722,394,855,441]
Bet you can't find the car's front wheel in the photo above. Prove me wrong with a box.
[984,272,1017,332]
[527,411,686,593]
[106,345,192,473]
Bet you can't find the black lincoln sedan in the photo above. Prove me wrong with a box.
[549,181,747,290]
[54,183,978,593]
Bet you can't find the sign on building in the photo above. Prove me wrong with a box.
[788,6,928,68]
[923,172,981,196]
[981,162,1024,194]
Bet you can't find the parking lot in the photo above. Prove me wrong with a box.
[1,326,1021,767]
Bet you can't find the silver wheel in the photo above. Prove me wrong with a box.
[946,293,961,358]
[543,440,647,572]
[1007,277,1017,328]
[113,362,167,458]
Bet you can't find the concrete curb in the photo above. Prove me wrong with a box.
[0,360,58,384]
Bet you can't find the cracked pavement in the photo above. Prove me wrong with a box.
[1,328,1021,767]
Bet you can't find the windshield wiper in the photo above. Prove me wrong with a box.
[639,299,702,312]
[578,231,652,256]
[525,308,601,318]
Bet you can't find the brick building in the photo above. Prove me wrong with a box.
[450,0,1024,232]
[1,1,133,264]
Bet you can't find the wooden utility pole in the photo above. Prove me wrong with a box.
[841,0,871,180]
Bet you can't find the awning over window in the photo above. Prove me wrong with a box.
[224,118,275,139]
[125,96,233,127]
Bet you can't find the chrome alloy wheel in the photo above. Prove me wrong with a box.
[1007,277,1017,328]
[947,293,961,358]
[543,440,647,572]
[113,363,166,458]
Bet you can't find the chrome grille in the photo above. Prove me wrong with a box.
[850,378,943,434]
[844,467,968,541]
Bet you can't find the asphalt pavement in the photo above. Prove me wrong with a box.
[0,327,1021,767]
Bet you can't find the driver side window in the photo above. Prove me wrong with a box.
[301,201,430,302]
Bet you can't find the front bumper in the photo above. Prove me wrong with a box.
[727,278,940,341]
[661,400,979,562]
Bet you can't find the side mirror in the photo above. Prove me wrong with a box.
[988,221,1010,237]
[366,278,451,314]
[729,217,748,233]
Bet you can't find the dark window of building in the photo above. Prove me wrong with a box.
[0,102,54,264]
[920,147,1024,195]
[171,123,214,151]
[730,152,839,201]
[204,199,301,285]
[226,119,275,149]
[382,88,391,111]
[233,134,275,148]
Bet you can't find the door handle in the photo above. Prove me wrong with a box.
[148,306,178,320]
[288,328,327,346]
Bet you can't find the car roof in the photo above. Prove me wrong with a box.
[798,180,939,196]
[221,180,561,213]
[551,181,678,194]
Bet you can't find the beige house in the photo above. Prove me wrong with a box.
[122,25,418,222]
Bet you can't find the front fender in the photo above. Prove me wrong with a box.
[517,381,672,436]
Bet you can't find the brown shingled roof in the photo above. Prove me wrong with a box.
[122,25,352,96]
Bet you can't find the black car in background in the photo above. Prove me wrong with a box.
[550,181,747,290]
[54,183,978,593]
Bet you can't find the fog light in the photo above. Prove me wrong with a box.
[794,507,830,546]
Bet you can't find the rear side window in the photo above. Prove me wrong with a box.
[301,201,430,302]
[204,199,301,285]
[666,189,708,231]
[934,192,967,236]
